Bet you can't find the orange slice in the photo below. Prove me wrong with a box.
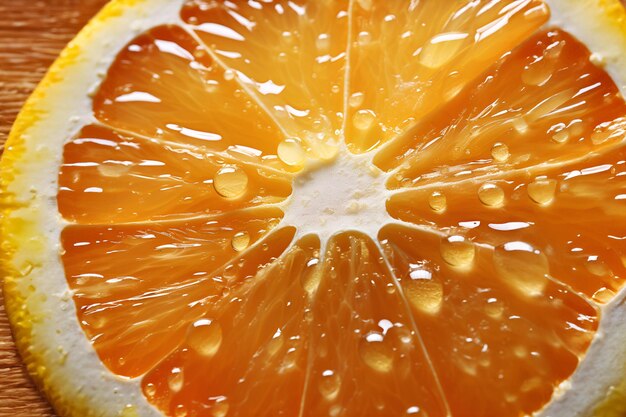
[2,1,626,417]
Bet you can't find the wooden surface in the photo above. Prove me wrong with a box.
[2,1,626,417]
[0,1,107,416]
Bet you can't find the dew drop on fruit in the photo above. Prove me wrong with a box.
[231,231,250,252]
[98,162,130,178]
[266,330,285,356]
[144,383,156,398]
[404,276,443,315]
[493,241,549,297]
[187,319,223,357]
[485,298,504,319]
[168,367,184,392]
[318,369,341,400]
[586,257,611,277]
[301,258,322,295]
[357,31,372,46]
[478,183,505,207]
[419,32,468,69]
[352,109,376,131]
[213,166,248,199]
[223,69,235,81]
[428,191,447,212]
[592,287,616,304]
[522,58,552,86]
[316,33,330,51]
[359,333,393,373]
[212,401,229,417]
[174,405,188,417]
[349,92,365,108]
[278,138,306,166]
[491,142,510,162]
[440,235,475,267]
[527,178,557,205]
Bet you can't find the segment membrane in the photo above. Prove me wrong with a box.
[62,219,292,377]
[347,0,549,152]
[380,225,598,417]
[181,0,349,154]
[59,125,291,224]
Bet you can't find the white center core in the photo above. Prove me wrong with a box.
[281,149,392,243]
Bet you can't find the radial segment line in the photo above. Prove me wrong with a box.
[372,238,453,417]
[177,23,294,142]
[91,118,293,177]
[64,205,286,230]
[386,138,626,197]
[386,218,602,309]
[340,0,355,140]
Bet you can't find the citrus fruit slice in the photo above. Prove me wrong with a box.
[2,0,626,417]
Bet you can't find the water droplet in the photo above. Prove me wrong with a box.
[329,405,343,417]
[144,383,156,398]
[359,335,393,373]
[404,277,443,315]
[212,401,229,417]
[168,367,184,392]
[513,116,529,134]
[586,258,611,277]
[478,183,505,207]
[174,405,188,417]
[491,142,510,162]
[485,298,504,319]
[278,138,306,166]
[266,330,285,356]
[231,231,250,252]
[521,377,543,393]
[527,178,557,205]
[281,31,294,44]
[513,345,528,358]
[592,287,616,304]
[494,241,549,297]
[428,191,447,212]
[357,31,372,46]
[98,162,130,177]
[419,32,469,69]
[213,166,249,199]
[301,259,322,295]
[352,109,376,131]
[319,370,341,400]
[440,235,475,268]
[348,92,364,108]
[223,69,235,81]
[522,58,552,86]
[550,124,570,143]
[187,319,223,357]
[316,33,330,51]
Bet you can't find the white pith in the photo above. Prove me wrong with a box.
[2,1,626,417]
[281,146,392,244]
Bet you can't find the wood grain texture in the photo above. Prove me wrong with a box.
[0,1,107,416]
[1,1,626,417]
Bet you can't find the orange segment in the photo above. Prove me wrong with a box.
[181,0,348,150]
[375,29,626,185]
[380,224,598,417]
[346,0,550,152]
[62,217,292,377]
[302,232,447,417]
[94,25,288,164]
[59,125,291,224]
[386,128,626,300]
[141,233,315,417]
